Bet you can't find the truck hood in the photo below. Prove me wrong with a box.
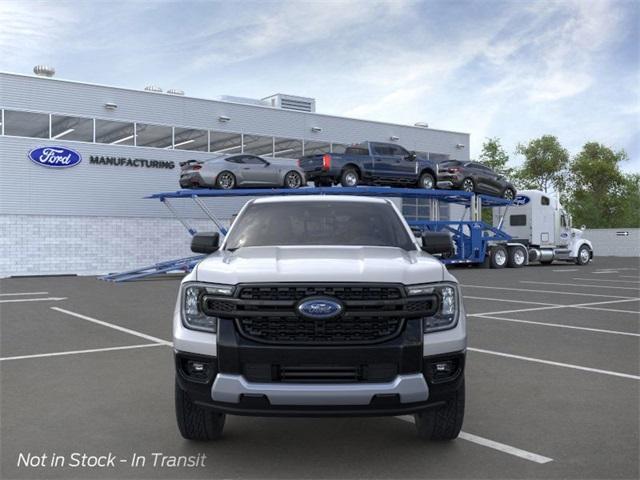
[194,246,446,284]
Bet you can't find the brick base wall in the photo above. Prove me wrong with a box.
[0,215,226,277]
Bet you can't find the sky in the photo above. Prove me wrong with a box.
[1,0,638,172]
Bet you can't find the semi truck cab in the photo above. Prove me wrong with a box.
[494,190,593,265]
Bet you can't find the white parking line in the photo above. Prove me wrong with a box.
[0,343,167,362]
[573,278,640,284]
[552,269,579,272]
[468,347,640,380]
[51,307,172,345]
[461,284,637,299]
[470,298,640,317]
[396,416,553,464]
[621,275,640,279]
[463,296,560,307]
[0,291,49,296]
[470,314,640,337]
[520,281,639,291]
[0,297,67,304]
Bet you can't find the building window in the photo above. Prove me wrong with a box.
[51,114,93,142]
[273,137,303,159]
[243,134,274,156]
[135,123,173,148]
[173,127,208,151]
[95,119,135,145]
[303,140,331,155]
[429,153,450,163]
[3,110,49,138]
[210,131,243,154]
[402,198,430,221]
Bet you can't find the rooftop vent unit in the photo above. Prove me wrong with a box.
[167,89,185,96]
[144,85,163,93]
[33,65,55,77]
[262,94,316,113]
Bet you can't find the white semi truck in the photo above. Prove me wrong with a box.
[492,190,593,267]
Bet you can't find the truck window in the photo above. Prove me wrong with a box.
[225,201,416,251]
[372,144,394,156]
[541,196,550,205]
[344,147,369,156]
[510,215,527,226]
[390,145,410,157]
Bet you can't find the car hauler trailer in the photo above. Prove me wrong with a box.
[100,186,593,282]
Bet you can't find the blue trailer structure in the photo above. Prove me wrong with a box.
[101,186,513,282]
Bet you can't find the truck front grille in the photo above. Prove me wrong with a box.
[202,283,438,345]
[237,316,403,344]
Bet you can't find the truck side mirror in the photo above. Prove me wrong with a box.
[420,231,454,257]
[191,232,220,254]
[408,151,417,161]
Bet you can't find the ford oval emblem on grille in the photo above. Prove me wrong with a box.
[297,297,343,319]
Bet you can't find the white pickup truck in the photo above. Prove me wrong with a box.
[173,195,466,440]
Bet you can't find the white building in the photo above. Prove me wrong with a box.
[0,70,470,277]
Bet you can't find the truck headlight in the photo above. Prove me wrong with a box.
[407,283,459,333]
[181,283,233,333]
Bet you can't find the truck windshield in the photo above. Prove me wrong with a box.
[225,201,416,250]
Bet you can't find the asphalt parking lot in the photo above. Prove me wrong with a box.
[1,256,638,479]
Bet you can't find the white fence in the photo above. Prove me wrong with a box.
[584,228,640,257]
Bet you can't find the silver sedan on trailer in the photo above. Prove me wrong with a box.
[179,154,306,189]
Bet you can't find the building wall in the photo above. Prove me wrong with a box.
[584,228,640,257]
[1,73,471,277]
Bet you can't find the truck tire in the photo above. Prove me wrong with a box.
[175,379,225,441]
[418,172,435,190]
[340,168,359,187]
[490,245,508,269]
[415,379,465,441]
[507,245,526,268]
[576,245,591,265]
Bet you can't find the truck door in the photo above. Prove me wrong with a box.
[371,143,397,180]
[558,211,571,247]
[389,144,417,181]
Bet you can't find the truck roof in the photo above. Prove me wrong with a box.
[252,195,389,205]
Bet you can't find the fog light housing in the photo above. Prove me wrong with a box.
[424,355,462,383]
[179,357,216,383]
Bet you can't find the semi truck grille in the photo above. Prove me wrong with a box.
[202,283,438,345]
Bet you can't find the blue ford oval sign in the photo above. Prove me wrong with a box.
[513,195,530,206]
[28,146,82,168]
[297,297,343,319]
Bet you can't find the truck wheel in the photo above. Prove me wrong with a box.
[507,246,526,268]
[175,379,225,440]
[340,168,359,187]
[415,379,465,441]
[216,171,236,189]
[576,245,591,265]
[490,245,508,269]
[418,172,435,190]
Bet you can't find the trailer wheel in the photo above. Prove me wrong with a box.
[507,246,526,268]
[490,245,508,269]
[576,245,591,265]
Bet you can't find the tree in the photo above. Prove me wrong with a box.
[565,142,638,228]
[515,135,569,193]
[479,137,512,176]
